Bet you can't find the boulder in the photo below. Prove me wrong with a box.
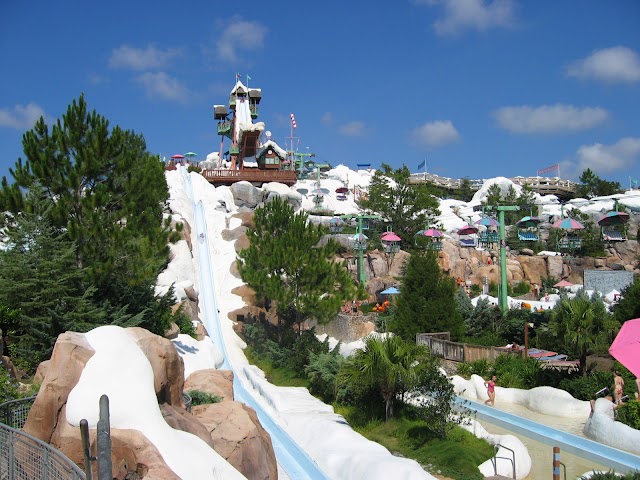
[127,328,185,407]
[160,403,216,449]
[34,359,50,384]
[193,401,277,480]
[23,332,94,442]
[184,286,198,302]
[164,322,180,340]
[231,181,263,208]
[185,369,234,402]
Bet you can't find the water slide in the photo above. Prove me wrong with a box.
[182,168,329,480]
[458,399,640,473]
[234,96,252,142]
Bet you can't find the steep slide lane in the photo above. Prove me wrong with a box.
[182,168,329,480]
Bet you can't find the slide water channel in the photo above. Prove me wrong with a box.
[182,168,329,480]
[460,398,640,478]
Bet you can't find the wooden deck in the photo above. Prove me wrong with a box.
[200,169,298,186]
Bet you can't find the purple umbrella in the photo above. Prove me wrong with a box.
[458,225,478,235]
[598,211,630,227]
[416,228,443,238]
[552,218,585,230]
[475,216,500,227]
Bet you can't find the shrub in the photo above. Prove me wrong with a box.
[468,359,492,379]
[616,400,640,430]
[559,371,612,401]
[187,390,223,406]
[305,351,344,403]
[493,355,542,390]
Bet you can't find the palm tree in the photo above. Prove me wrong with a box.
[548,292,618,377]
[338,335,429,421]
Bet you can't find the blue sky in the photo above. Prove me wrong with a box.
[1,0,639,186]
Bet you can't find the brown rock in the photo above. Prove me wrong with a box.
[193,401,277,480]
[23,332,94,442]
[160,403,216,449]
[185,369,234,402]
[34,360,50,384]
[127,328,185,407]
[184,285,198,302]
[164,322,180,340]
[1,355,21,379]
[195,321,209,341]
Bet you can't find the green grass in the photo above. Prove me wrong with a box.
[244,347,309,388]
[335,405,493,480]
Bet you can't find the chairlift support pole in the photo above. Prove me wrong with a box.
[495,206,520,314]
[341,214,380,285]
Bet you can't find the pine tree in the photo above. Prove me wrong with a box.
[238,197,359,337]
[360,163,440,248]
[0,95,174,332]
[390,250,464,342]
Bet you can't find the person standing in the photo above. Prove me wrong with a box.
[635,377,640,400]
[613,371,625,405]
[484,375,497,406]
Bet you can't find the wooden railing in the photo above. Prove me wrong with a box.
[416,333,521,363]
[201,169,298,186]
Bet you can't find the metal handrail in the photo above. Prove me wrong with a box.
[0,422,86,479]
[491,443,516,479]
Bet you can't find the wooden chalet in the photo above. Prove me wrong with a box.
[200,79,297,186]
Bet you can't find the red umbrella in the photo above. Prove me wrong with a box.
[381,232,401,242]
[171,154,186,159]
[417,228,443,238]
[458,225,478,235]
[609,318,640,377]
[554,279,573,288]
[335,187,349,194]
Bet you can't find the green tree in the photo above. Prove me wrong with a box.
[390,250,464,341]
[237,196,359,337]
[577,169,623,199]
[338,335,429,421]
[546,292,618,376]
[360,164,440,249]
[0,204,107,371]
[612,276,640,323]
[0,95,176,337]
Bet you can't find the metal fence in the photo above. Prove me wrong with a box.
[0,396,86,480]
[0,423,86,480]
[0,396,37,429]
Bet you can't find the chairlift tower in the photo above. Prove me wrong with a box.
[341,214,381,285]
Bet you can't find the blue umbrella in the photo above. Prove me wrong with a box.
[380,286,400,295]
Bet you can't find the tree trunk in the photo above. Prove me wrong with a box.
[385,396,393,422]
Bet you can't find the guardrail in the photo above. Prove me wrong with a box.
[0,395,36,429]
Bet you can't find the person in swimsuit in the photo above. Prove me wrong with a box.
[484,375,497,406]
[613,371,624,405]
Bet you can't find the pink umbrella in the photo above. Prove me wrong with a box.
[552,218,584,230]
[609,318,640,377]
[458,225,478,235]
[554,279,574,288]
[417,228,443,238]
[381,232,401,242]
[171,154,186,159]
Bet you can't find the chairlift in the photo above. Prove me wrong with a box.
[515,216,542,242]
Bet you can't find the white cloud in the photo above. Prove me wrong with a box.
[136,72,190,103]
[109,44,181,70]
[216,18,267,63]
[0,103,46,129]
[410,120,460,146]
[494,104,608,134]
[417,0,516,35]
[576,137,640,174]
[566,46,640,84]
[339,121,366,136]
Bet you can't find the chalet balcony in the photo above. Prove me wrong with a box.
[217,121,232,136]
[201,169,298,186]
[229,144,240,155]
[250,105,259,118]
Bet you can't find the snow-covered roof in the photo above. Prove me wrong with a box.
[257,140,287,160]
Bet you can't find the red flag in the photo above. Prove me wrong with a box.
[290,113,297,129]
[537,164,559,176]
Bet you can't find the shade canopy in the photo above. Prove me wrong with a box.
[310,188,324,195]
[380,286,400,295]
[381,232,401,242]
[351,233,368,242]
[598,211,630,227]
[475,217,500,227]
[184,152,198,157]
[609,318,640,377]
[516,216,542,228]
[416,228,443,238]
[457,225,478,235]
[552,218,585,230]
[171,154,185,159]
[554,279,573,288]
[296,188,308,195]
[335,187,348,194]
